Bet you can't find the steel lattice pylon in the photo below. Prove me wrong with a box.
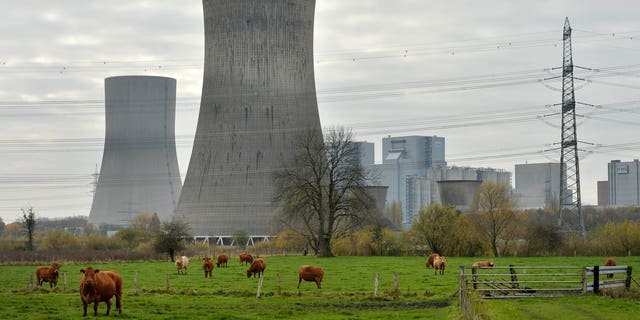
[558,17,585,236]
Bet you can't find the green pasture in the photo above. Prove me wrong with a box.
[0,256,638,319]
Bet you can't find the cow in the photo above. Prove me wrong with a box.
[202,257,214,278]
[247,258,266,278]
[604,257,617,279]
[36,263,62,288]
[434,255,447,275]
[216,253,229,268]
[472,260,494,268]
[297,265,324,289]
[426,253,439,269]
[175,256,189,275]
[239,252,254,266]
[79,267,123,317]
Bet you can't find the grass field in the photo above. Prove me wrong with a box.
[0,256,638,319]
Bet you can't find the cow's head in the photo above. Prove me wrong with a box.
[488,260,494,267]
[80,267,100,288]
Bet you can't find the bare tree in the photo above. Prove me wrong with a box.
[21,207,37,251]
[153,218,190,261]
[274,127,373,257]
[471,181,517,257]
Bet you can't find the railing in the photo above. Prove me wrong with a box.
[458,264,633,319]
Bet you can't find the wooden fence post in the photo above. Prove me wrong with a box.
[581,267,587,294]
[626,266,633,289]
[374,273,379,297]
[166,273,170,291]
[471,266,478,290]
[509,265,519,289]
[133,272,138,294]
[459,266,465,307]
[393,272,399,291]
[593,266,600,294]
[63,272,67,291]
[256,273,264,298]
[29,273,34,293]
[276,272,281,294]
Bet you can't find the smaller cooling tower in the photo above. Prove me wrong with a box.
[89,76,182,227]
[364,186,389,214]
[437,180,482,212]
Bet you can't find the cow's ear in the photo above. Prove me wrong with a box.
[95,269,100,273]
[80,269,85,274]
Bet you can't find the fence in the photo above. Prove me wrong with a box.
[458,264,633,319]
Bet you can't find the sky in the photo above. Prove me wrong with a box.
[2,0,640,223]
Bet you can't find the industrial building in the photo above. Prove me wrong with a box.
[513,162,562,209]
[175,0,322,239]
[607,160,640,206]
[89,76,182,226]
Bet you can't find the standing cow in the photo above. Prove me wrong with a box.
[202,257,214,278]
[434,255,447,275]
[247,258,266,278]
[36,263,62,288]
[175,256,189,275]
[239,252,254,266]
[297,265,324,289]
[79,267,123,317]
[604,257,617,279]
[216,253,229,268]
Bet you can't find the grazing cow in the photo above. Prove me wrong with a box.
[175,256,189,275]
[472,260,494,268]
[426,253,439,269]
[239,252,254,266]
[79,267,123,317]
[202,257,214,278]
[434,255,447,275]
[604,257,617,279]
[36,263,62,288]
[247,258,266,278]
[297,265,324,289]
[216,253,229,268]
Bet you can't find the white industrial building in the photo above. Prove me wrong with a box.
[514,162,562,209]
[608,160,640,206]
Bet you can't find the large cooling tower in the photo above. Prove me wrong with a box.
[89,76,182,226]
[437,180,482,212]
[175,0,322,236]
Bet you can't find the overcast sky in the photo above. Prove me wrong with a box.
[2,0,640,223]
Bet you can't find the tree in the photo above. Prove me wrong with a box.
[0,217,5,236]
[411,203,459,255]
[470,181,517,257]
[153,218,190,261]
[274,127,373,257]
[232,229,249,248]
[40,230,81,250]
[21,207,37,251]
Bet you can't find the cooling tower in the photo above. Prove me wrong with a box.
[89,76,182,226]
[175,0,322,236]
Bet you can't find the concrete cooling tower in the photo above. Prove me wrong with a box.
[175,0,322,237]
[89,76,182,226]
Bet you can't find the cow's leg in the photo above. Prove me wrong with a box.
[297,278,302,289]
[82,301,88,317]
[93,299,99,316]
[316,279,321,289]
[105,298,112,315]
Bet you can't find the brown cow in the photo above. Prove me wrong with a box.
[297,265,324,289]
[472,260,494,268]
[79,267,123,317]
[216,253,229,268]
[247,258,266,278]
[604,257,617,279]
[36,263,62,288]
[175,256,189,275]
[239,252,254,266]
[202,257,214,278]
[434,255,447,275]
[426,253,439,269]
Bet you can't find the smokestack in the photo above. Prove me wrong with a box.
[89,76,182,226]
[175,0,322,236]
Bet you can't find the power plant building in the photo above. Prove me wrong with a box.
[607,160,640,206]
[89,76,182,226]
[175,0,322,238]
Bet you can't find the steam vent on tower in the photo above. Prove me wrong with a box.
[89,76,182,226]
[175,0,322,237]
